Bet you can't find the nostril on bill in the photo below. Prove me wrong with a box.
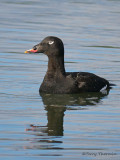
[33,46,37,50]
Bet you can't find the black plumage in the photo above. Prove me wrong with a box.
[25,36,111,94]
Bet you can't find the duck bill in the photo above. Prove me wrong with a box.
[24,49,38,53]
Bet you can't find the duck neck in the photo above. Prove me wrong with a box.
[47,55,65,76]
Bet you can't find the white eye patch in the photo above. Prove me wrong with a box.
[48,41,54,45]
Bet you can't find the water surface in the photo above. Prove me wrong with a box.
[0,0,120,159]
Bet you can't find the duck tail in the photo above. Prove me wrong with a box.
[108,83,116,89]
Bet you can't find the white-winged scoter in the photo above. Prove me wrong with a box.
[25,36,112,94]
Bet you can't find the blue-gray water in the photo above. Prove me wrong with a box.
[0,0,120,159]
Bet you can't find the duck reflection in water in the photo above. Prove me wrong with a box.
[26,90,110,137]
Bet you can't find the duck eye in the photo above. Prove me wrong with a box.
[48,41,54,45]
